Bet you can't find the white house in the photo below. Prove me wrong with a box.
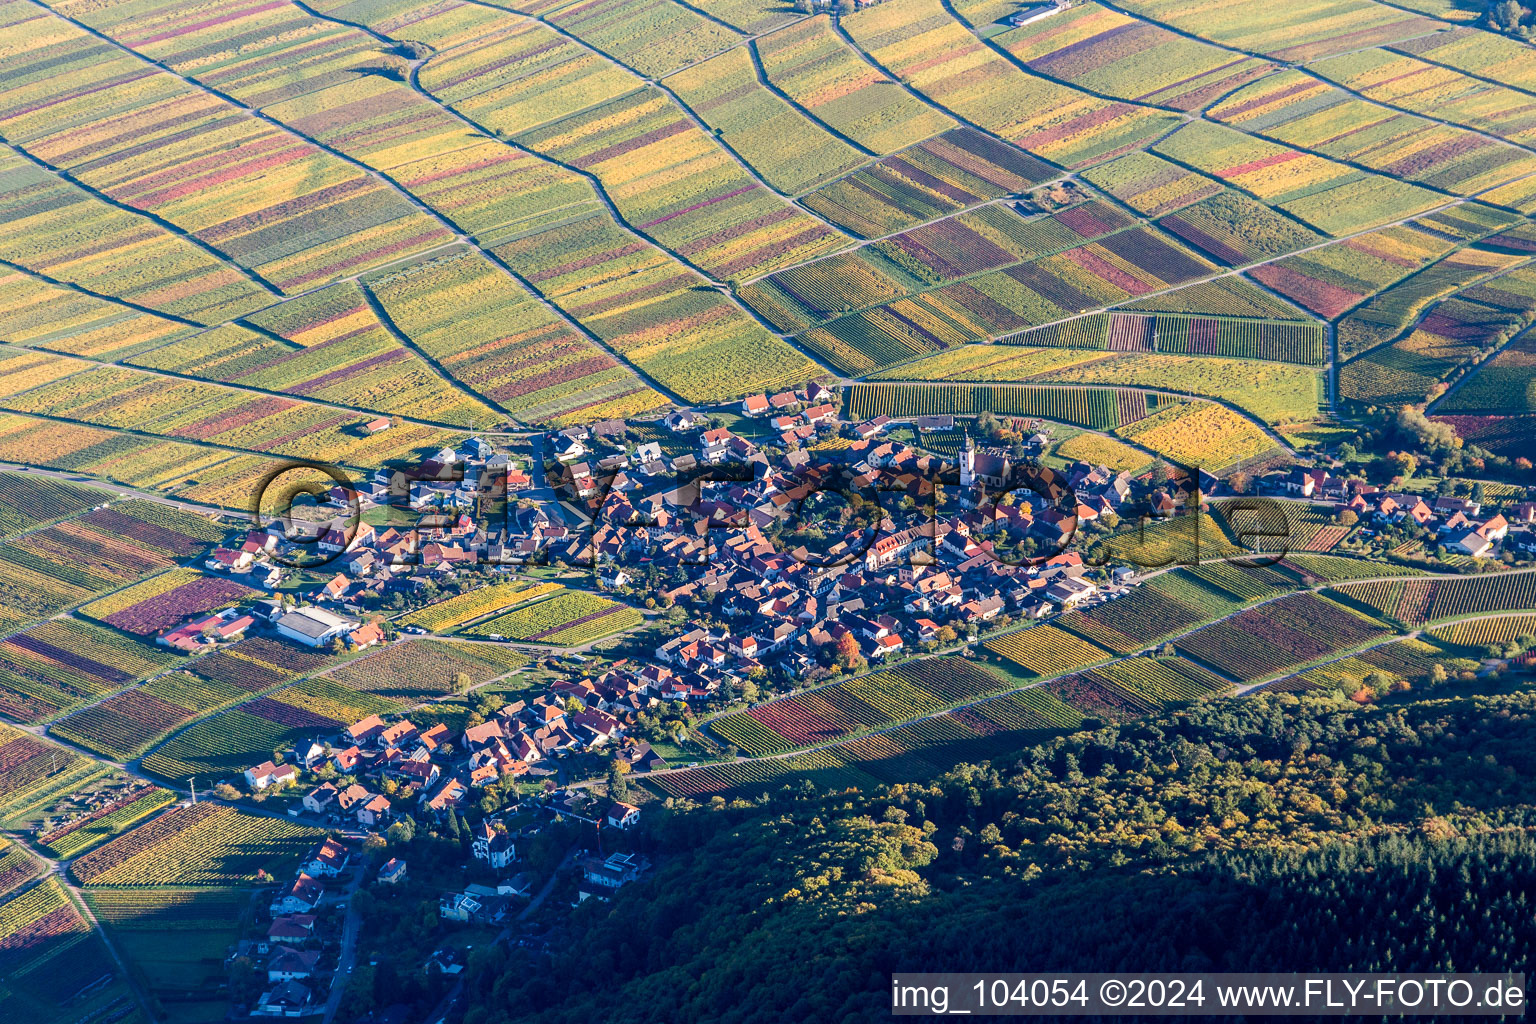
[1044,577,1098,607]
[439,892,482,922]
[266,949,322,983]
[245,762,298,791]
[606,801,640,830]
[580,851,643,889]
[255,980,313,1017]
[275,607,357,648]
[269,874,324,916]
[302,783,337,814]
[304,838,349,877]
[471,821,516,869]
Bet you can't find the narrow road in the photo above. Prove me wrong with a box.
[322,854,370,1024]
[1425,322,1533,415]
[418,845,577,1024]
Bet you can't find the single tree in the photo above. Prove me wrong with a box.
[607,758,631,801]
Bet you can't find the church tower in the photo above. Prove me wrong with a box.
[960,429,976,488]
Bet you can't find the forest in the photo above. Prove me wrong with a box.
[459,688,1536,1023]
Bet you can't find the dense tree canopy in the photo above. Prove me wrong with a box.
[464,691,1536,1023]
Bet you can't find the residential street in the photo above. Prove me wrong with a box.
[323,854,371,1024]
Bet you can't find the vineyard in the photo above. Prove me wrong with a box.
[0,725,100,820]
[461,591,641,644]
[1115,401,1280,470]
[72,804,319,887]
[0,874,132,1022]
[1175,592,1389,681]
[0,0,1532,878]
[1430,614,1536,649]
[85,886,249,931]
[0,618,176,724]
[0,507,206,635]
[139,670,398,783]
[843,383,1174,430]
[1053,565,1283,654]
[324,639,529,700]
[1332,571,1536,626]
[51,673,251,761]
[141,708,312,786]
[983,623,1114,676]
[795,224,1216,374]
[81,569,259,636]
[399,582,563,632]
[1265,637,1462,694]
[0,472,105,538]
[187,637,333,693]
[798,129,1051,239]
[660,653,1228,799]
[712,659,1015,753]
[40,788,177,861]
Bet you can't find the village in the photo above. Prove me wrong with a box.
[153,385,1535,1018]
[187,383,1536,705]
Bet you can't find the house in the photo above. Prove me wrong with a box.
[741,393,770,417]
[158,612,253,651]
[346,714,386,745]
[294,741,327,770]
[1045,576,1097,607]
[912,415,955,433]
[700,428,734,463]
[267,948,322,983]
[425,778,468,814]
[581,850,644,889]
[377,857,408,886]
[378,720,419,750]
[606,801,640,830]
[358,794,392,827]
[270,874,324,916]
[302,782,337,814]
[418,723,451,752]
[1448,529,1493,557]
[321,573,349,602]
[348,622,385,649]
[266,915,316,946]
[275,607,357,648]
[803,403,835,425]
[471,822,516,869]
[439,892,482,922]
[664,409,703,432]
[255,980,313,1017]
[803,380,835,404]
[205,547,254,573]
[498,873,533,897]
[244,762,298,791]
[1006,0,1070,28]
[852,416,891,440]
[959,596,1005,624]
[871,633,904,658]
[364,416,392,434]
[304,838,349,877]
